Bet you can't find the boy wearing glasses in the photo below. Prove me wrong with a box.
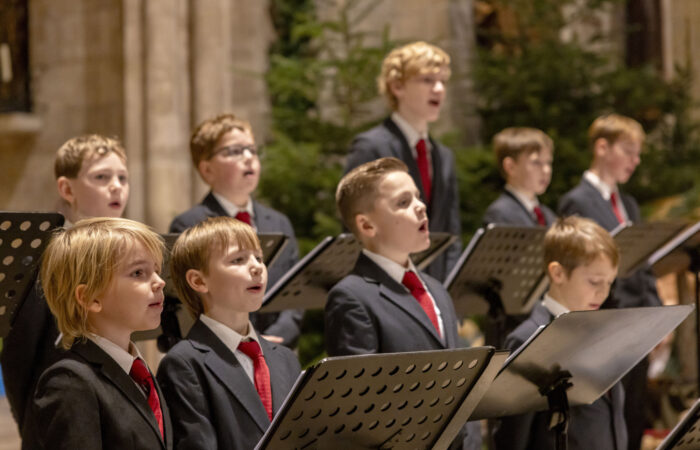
[169,113,301,347]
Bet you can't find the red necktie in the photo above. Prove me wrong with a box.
[415,139,432,204]
[533,206,547,226]
[238,340,273,421]
[609,192,624,224]
[235,211,252,226]
[402,271,441,338]
[130,358,164,439]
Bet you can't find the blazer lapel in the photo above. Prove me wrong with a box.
[422,275,457,348]
[260,339,296,413]
[579,179,620,231]
[188,321,270,433]
[383,118,426,200]
[73,341,166,448]
[252,201,273,233]
[503,191,538,226]
[355,254,446,347]
[201,191,229,217]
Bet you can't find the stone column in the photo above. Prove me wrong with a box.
[143,0,191,232]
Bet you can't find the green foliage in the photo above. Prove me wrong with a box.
[262,0,395,366]
[450,0,700,238]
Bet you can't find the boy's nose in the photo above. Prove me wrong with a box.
[153,273,166,290]
[433,81,445,93]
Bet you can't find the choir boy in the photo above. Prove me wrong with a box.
[157,217,301,450]
[32,218,171,450]
[493,216,626,450]
[326,157,481,450]
[345,41,460,281]
[483,127,556,227]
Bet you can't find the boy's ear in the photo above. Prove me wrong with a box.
[547,261,567,285]
[56,176,75,204]
[355,213,376,239]
[502,156,516,178]
[197,160,214,186]
[185,269,209,294]
[388,80,405,101]
[75,284,101,313]
[592,137,610,160]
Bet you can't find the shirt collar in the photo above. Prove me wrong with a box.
[212,192,254,220]
[200,314,262,356]
[391,112,429,151]
[87,334,142,374]
[362,248,419,286]
[505,184,540,212]
[583,170,618,201]
[542,293,570,318]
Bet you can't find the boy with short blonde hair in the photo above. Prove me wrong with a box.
[328,157,481,450]
[32,217,171,450]
[484,127,556,226]
[346,41,461,282]
[168,113,301,347]
[558,113,659,449]
[494,216,627,450]
[157,216,301,450]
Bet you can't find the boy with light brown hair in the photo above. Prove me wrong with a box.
[54,134,129,225]
[157,217,300,450]
[31,217,171,450]
[168,113,301,347]
[345,41,461,282]
[483,127,556,227]
[494,216,627,450]
[327,157,481,450]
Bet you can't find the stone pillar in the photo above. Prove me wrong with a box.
[143,0,191,232]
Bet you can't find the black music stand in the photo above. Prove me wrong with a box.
[657,396,700,449]
[260,232,455,314]
[646,220,700,395]
[611,221,687,279]
[255,346,507,450]
[444,225,548,347]
[142,232,288,343]
[0,212,64,338]
[471,305,693,450]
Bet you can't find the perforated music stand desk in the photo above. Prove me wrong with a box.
[0,212,64,338]
[657,397,700,449]
[256,346,507,450]
[444,225,548,317]
[134,232,289,341]
[471,305,693,421]
[260,232,456,313]
[611,221,688,278]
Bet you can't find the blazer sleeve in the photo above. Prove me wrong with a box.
[33,366,103,450]
[324,283,379,356]
[444,155,462,276]
[156,353,217,450]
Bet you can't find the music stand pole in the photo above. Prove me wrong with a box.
[689,247,700,396]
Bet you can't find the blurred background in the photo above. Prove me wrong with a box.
[2,1,700,448]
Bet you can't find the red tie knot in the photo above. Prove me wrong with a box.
[235,211,252,226]
[238,340,263,360]
[416,138,427,155]
[129,358,152,384]
[402,270,423,292]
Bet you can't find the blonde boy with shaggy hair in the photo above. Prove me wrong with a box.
[31,218,171,450]
[157,216,300,450]
[345,41,461,282]
[494,216,627,450]
[328,157,481,450]
[483,127,556,227]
